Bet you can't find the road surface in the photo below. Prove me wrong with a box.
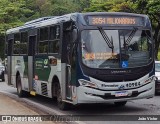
[0,81,160,124]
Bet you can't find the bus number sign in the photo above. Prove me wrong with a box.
[87,16,143,26]
[126,82,141,88]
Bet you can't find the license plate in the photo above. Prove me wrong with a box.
[115,91,128,97]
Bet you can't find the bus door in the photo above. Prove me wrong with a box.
[66,44,77,100]
[63,27,77,100]
[62,30,72,100]
[28,30,37,93]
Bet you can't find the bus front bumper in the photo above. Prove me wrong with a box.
[76,81,155,104]
[155,80,160,93]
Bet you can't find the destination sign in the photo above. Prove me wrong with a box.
[87,16,144,26]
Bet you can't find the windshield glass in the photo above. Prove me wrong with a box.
[155,63,160,72]
[81,29,152,69]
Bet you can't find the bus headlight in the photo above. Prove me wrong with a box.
[157,77,160,81]
[155,76,160,81]
[144,76,155,84]
[78,79,98,88]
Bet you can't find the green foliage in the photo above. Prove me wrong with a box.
[0,0,160,59]
[134,0,160,59]
[0,0,33,33]
[0,0,33,59]
[0,34,5,59]
[51,0,80,16]
[110,1,135,13]
[84,0,135,13]
[84,0,160,59]
[158,51,160,60]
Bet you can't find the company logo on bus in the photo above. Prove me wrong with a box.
[118,85,125,90]
[111,70,131,74]
[101,84,118,88]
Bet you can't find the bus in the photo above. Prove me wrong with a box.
[5,12,155,110]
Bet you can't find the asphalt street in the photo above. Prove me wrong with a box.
[0,81,160,124]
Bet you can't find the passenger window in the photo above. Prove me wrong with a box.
[49,25,60,53]
[38,27,49,54]
[49,40,59,53]
[19,32,28,54]
[13,33,20,54]
[39,41,48,53]
[50,25,60,40]
[40,27,48,41]
[7,39,13,56]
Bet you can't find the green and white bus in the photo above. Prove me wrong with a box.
[5,12,155,110]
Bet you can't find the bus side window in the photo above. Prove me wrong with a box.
[5,37,8,55]
[40,27,48,41]
[49,25,60,53]
[7,39,13,56]
[39,41,48,53]
[13,33,20,54]
[49,41,59,53]
[20,32,28,54]
[38,27,49,54]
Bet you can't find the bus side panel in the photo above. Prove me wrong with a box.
[22,56,29,91]
[34,55,51,97]
[34,56,62,98]
[34,56,51,81]
[48,58,62,98]
[6,56,12,85]
[61,63,66,100]
[11,56,28,90]
[11,56,16,87]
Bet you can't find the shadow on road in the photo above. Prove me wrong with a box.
[19,94,148,115]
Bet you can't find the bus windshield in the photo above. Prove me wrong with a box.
[81,29,152,69]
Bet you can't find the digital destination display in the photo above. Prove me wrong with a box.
[84,52,117,60]
[87,16,144,26]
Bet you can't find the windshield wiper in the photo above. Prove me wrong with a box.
[125,27,138,45]
[98,27,114,53]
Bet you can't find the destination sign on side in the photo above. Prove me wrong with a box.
[87,16,144,26]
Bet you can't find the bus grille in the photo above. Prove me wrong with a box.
[41,83,48,96]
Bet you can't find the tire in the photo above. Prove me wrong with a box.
[57,83,69,110]
[16,75,28,97]
[114,101,127,107]
[155,91,159,95]
[1,72,5,82]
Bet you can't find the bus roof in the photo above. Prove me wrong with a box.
[6,12,149,34]
[6,13,77,34]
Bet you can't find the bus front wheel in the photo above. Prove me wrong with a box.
[114,101,127,107]
[2,72,5,82]
[57,83,69,110]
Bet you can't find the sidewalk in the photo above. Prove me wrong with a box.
[0,93,54,124]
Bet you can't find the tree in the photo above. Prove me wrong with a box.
[0,0,33,59]
[83,0,160,59]
[0,0,160,59]
[83,0,135,13]
[110,1,135,13]
[50,0,81,16]
[135,0,160,59]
